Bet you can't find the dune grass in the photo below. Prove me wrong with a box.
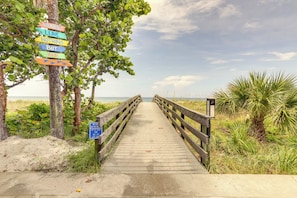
[7,100,49,113]
[175,99,297,174]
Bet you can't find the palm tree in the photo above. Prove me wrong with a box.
[215,72,297,142]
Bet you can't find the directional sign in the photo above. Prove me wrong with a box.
[39,51,66,59]
[89,122,102,139]
[35,36,68,46]
[36,28,67,39]
[35,57,72,67]
[39,44,66,53]
[39,22,65,32]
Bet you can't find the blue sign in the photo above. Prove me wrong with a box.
[89,122,102,139]
[39,44,66,53]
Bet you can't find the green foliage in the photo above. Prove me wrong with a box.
[7,101,119,139]
[67,141,100,173]
[57,0,150,133]
[58,0,151,90]
[0,0,45,88]
[228,122,258,155]
[214,72,297,140]
[7,103,50,138]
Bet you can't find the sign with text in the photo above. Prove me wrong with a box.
[35,57,72,67]
[39,22,65,32]
[39,51,66,59]
[35,21,72,67]
[36,27,67,39]
[35,36,68,46]
[39,44,66,53]
[89,122,102,139]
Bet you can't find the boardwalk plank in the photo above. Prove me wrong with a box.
[100,102,208,174]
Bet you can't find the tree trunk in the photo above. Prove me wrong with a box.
[250,116,266,142]
[72,86,81,136]
[47,0,64,139]
[0,63,8,141]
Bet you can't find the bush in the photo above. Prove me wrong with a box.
[7,103,50,138]
[7,101,119,140]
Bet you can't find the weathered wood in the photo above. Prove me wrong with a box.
[98,117,130,161]
[39,22,65,32]
[98,103,135,145]
[153,95,211,167]
[35,36,69,46]
[97,95,140,126]
[39,51,66,59]
[39,44,66,53]
[96,95,142,162]
[168,107,209,144]
[157,96,210,127]
[36,27,67,39]
[35,57,72,66]
[172,119,209,160]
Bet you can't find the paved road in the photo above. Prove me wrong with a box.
[101,102,207,174]
[0,172,297,197]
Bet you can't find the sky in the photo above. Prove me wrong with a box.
[8,0,297,98]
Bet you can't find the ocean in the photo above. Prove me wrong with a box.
[7,96,206,103]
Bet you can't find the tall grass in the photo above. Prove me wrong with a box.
[175,99,297,174]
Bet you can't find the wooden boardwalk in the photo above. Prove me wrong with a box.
[101,102,208,174]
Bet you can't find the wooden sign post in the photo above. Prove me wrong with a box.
[45,0,64,139]
[35,24,72,66]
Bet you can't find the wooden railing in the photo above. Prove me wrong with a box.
[95,95,142,162]
[153,95,211,168]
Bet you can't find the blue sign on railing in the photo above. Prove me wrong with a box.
[89,122,102,139]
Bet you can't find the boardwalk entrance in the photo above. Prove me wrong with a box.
[101,102,208,174]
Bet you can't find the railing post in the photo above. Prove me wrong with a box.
[180,113,185,139]
[172,106,176,129]
[95,118,104,161]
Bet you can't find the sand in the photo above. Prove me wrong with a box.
[0,136,84,172]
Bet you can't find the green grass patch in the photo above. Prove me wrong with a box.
[67,141,100,173]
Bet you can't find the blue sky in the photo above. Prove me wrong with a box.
[9,0,297,98]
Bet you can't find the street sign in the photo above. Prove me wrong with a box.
[35,36,69,46]
[89,122,102,139]
[39,44,66,53]
[39,51,66,59]
[35,57,72,67]
[39,22,65,32]
[36,27,67,39]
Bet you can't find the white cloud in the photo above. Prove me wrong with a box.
[134,0,224,40]
[240,52,257,56]
[206,57,227,64]
[206,57,244,64]
[153,75,205,89]
[264,51,297,61]
[244,21,261,30]
[219,4,241,18]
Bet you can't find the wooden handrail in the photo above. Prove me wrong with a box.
[153,95,211,168]
[95,95,142,162]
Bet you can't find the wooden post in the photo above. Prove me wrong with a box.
[172,106,176,129]
[0,63,8,141]
[180,113,185,139]
[47,0,64,139]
